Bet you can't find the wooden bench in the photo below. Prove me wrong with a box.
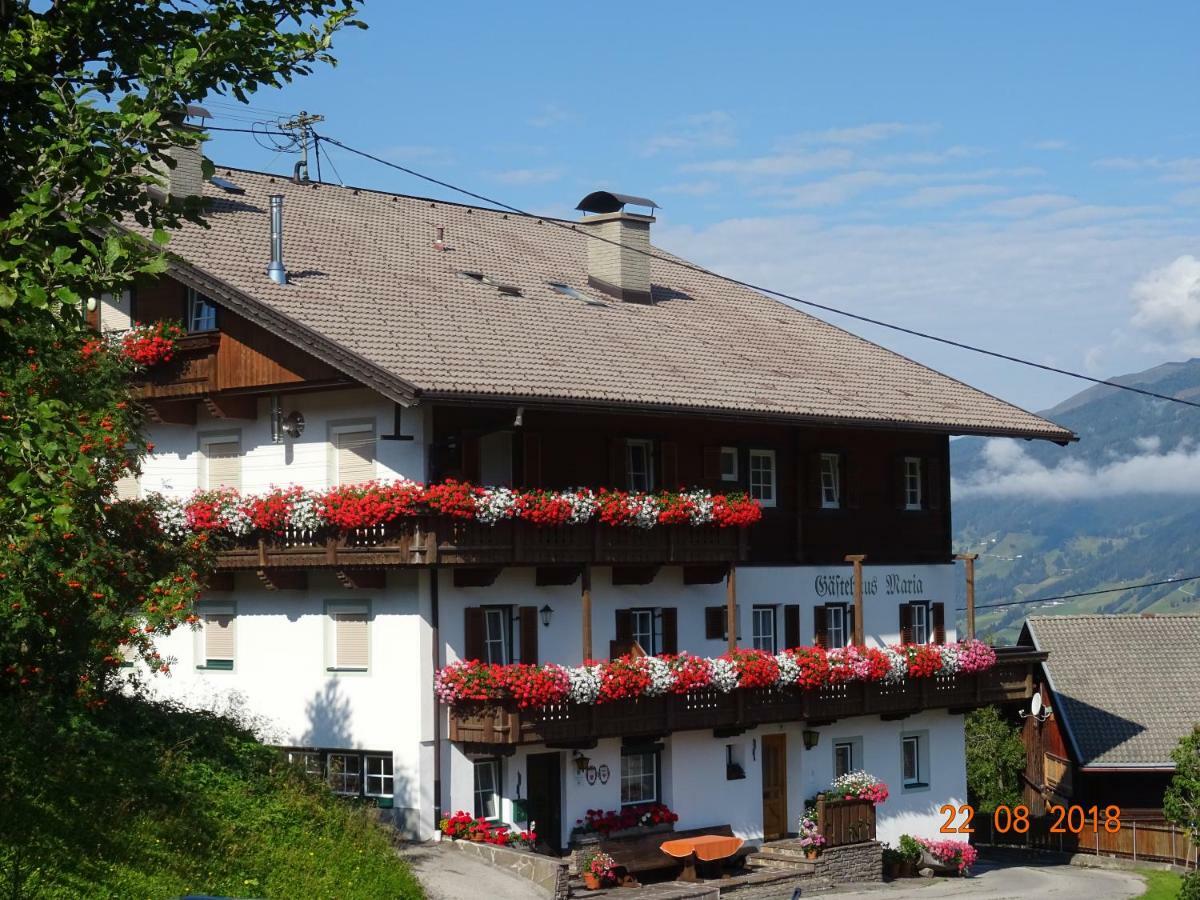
[588,824,743,875]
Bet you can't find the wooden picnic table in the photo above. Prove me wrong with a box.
[659,834,745,882]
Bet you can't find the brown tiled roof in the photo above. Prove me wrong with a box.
[151,167,1074,441]
[1023,615,1200,768]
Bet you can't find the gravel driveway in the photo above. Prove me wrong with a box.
[398,842,542,900]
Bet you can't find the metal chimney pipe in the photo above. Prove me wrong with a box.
[267,194,287,285]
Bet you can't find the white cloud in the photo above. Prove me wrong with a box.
[1130,254,1200,336]
[869,146,979,167]
[953,438,1200,499]
[769,170,909,207]
[492,167,564,185]
[983,194,1077,218]
[786,122,934,145]
[1094,156,1200,183]
[683,148,853,178]
[643,111,736,156]
[893,183,1007,208]
[1028,139,1069,151]
[1134,435,1162,453]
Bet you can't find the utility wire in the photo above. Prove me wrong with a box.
[955,573,1200,611]
[300,131,1200,414]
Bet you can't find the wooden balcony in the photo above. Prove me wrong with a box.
[132,332,222,400]
[214,518,749,571]
[448,648,1045,748]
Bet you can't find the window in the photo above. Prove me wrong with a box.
[820,453,841,509]
[901,733,929,790]
[904,456,922,510]
[198,602,235,670]
[287,750,324,779]
[332,426,376,486]
[910,602,930,645]
[752,606,776,652]
[626,439,654,491]
[327,601,369,671]
[365,754,395,797]
[187,287,218,333]
[834,741,855,779]
[620,750,658,806]
[630,608,660,655]
[327,752,362,795]
[474,759,501,820]
[749,449,776,507]
[200,436,241,491]
[826,604,850,649]
[719,447,738,482]
[483,607,511,665]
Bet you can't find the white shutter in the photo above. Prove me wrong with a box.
[335,429,376,485]
[204,611,236,663]
[114,471,140,500]
[331,604,369,670]
[99,290,132,334]
[204,440,241,490]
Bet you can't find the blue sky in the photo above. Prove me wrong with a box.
[203,2,1200,414]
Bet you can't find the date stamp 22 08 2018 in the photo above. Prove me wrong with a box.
[939,804,1124,835]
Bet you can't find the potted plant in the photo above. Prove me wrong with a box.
[881,844,903,879]
[797,812,826,859]
[914,837,978,876]
[580,850,617,890]
[897,834,923,877]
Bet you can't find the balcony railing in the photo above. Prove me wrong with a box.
[214,518,749,570]
[447,647,1043,747]
[132,332,221,399]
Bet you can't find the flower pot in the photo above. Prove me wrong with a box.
[804,848,819,860]
[469,834,484,842]
[582,873,601,890]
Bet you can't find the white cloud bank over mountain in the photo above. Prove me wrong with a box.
[1131,254,1200,336]
[953,437,1200,499]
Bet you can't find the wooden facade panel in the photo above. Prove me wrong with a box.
[134,276,186,323]
[215,307,338,391]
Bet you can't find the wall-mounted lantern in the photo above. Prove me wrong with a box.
[802,729,820,750]
[540,604,554,628]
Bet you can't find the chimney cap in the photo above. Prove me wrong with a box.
[576,191,660,215]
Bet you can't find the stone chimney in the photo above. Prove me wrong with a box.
[147,124,207,203]
[576,191,659,304]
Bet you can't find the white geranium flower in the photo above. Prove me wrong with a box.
[710,657,738,692]
[567,664,602,704]
[643,656,676,696]
[474,487,517,525]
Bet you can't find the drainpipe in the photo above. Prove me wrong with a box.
[431,566,442,833]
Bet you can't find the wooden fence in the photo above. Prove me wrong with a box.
[979,815,1198,869]
[816,795,876,848]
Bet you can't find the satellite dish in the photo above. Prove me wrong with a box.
[281,411,305,439]
[1030,693,1043,717]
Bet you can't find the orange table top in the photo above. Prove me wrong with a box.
[659,834,745,862]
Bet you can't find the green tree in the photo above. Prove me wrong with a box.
[965,705,1026,812]
[1165,725,1200,844]
[0,2,365,701]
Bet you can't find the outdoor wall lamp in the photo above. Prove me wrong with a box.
[539,604,554,628]
[802,729,820,750]
[573,750,591,783]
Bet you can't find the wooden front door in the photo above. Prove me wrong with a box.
[525,752,563,853]
[761,734,788,840]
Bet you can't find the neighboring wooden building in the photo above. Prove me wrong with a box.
[1020,615,1200,819]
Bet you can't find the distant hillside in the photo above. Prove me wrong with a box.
[952,358,1200,642]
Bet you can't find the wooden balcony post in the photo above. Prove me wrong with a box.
[956,553,978,639]
[581,564,593,662]
[845,554,866,645]
[726,563,738,653]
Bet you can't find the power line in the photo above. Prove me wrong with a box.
[955,573,1200,611]
[305,131,1200,415]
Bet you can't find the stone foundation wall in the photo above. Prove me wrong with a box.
[813,841,883,883]
[442,838,570,900]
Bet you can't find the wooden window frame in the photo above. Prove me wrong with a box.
[186,287,219,333]
[326,599,371,673]
[909,601,931,645]
[364,753,395,798]
[628,607,660,655]
[620,748,660,807]
[751,605,777,653]
[826,603,850,649]
[625,438,655,492]
[748,449,776,507]
[903,456,923,511]
[474,758,502,821]
[283,747,393,802]
[719,446,739,482]
[819,452,841,509]
[482,605,513,665]
[833,740,855,779]
[901,731,930,791]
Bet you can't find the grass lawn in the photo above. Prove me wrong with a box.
[0,694,423,899]
[1136,868,1183,899]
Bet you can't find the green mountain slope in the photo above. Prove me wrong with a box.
[952,358,1200,642]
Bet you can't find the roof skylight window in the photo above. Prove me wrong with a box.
[459,271,523,298]
[549,282,606,307]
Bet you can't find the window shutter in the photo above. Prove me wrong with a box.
[926,457,943,511]
[519,606,538,664]
[114,471,140,500]
[204,611,235,662]
[608,438,626,488]
[704,606,725,640]
[701,446,722,483]
[813,605,828,648]
[783,604,800,650]
[932,602,946,645]
[893,455,908,509]
[660,607,678,655]
[335,429,376,486]
[334,609,369,670]
[205,441,241,490]
[615,609,633,643]
[462,436,481,484]
[464,607,485,661]
[522,433,542,487]
[899,603,913,644]
[808,452,824,508]
[660,441,679,491]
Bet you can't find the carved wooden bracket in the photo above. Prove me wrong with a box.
[534,566,580,587]
[611,565,660,586]
[682,564,729,585]
[204,393,258,420]
[146,399,196,425]
[255,569,307,591]
[453,567,502,588]
[335,568,385,590]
